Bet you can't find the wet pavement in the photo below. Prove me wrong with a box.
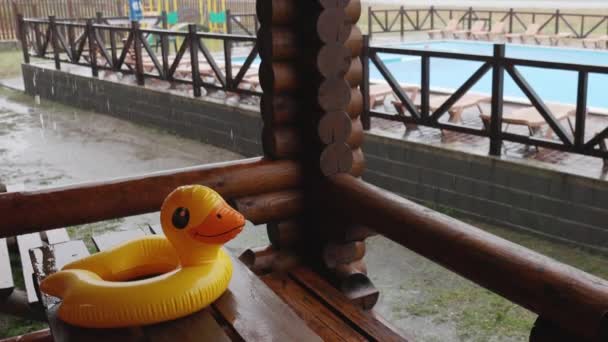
[0,87,268,254]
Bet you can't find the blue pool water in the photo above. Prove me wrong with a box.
[371,41,608,109]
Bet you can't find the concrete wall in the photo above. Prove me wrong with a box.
[22,64,608,253]
[363,135,608,252]
[23,65,263,157]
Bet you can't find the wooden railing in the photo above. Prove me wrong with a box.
[18,15,260,97]
[360,37,608,163]
[0,158,606,340]
[368,6,608,40]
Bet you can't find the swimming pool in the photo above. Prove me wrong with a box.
[370,41,608,109]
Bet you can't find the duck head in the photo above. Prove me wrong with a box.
[160,185,245,266]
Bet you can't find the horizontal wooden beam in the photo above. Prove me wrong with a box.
[232,190,304,225]
[0,158,301,238]
[325,175,608,341]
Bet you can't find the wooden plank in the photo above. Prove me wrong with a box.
[46,305,147,342]
[0,180,12,298]
[16,233,44,304]
[143,307,231,342]
[261,273,366,342]
[213,258,322,341]
[30,240,90,308]
[290,267,409,342]
[92,229,147,251]
[31,240,147,342]
[44,228,70,245]
[0,238,14,297]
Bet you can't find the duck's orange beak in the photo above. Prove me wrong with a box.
[189,202,245,244]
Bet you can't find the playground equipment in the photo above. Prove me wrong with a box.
[207,0,226,33]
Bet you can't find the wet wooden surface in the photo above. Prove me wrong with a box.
[290,266,409,342]
[30,241,90,307]
[213,253,321,341]
[0,238,14,297]
[30,229,321,341]
[17,233,43,304]
[43,229,70,245]
[92,228,148,251]
[262,272,366,341]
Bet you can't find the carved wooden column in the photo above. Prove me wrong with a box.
[252,0,378,309]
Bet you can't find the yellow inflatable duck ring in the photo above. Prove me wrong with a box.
[40,185,245,328]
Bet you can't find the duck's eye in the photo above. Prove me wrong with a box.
[216,213,222,219]
[172,207,190,229]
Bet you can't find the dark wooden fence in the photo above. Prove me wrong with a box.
[368,6,608,40]
[19,15,259,97]
[360,36,608,163]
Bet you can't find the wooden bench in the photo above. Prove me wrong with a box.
[21,227,406,341]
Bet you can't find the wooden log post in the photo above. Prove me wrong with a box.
[49,16,60,70]
[254,0,377,309]
[132,20,144,86]
[17,14,30,64]
[86,20,98,78]
[239,245,300,275]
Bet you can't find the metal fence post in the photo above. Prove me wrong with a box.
[224,37,232,92]
[161,11,169,77]
[400,6,404,38]
[574,71,588,149]
[489,44,505,156]
[188,24,201,97]
[49,16,60,70]
[555,9,560,34]
[161,10,168,29]
[226,9,232,34]
[430,6,435,30]
[489,11,493,30]
[367,6,372,39]
[131,21,144,85]
[17,14,30,64]
[508,8,514,33]
[360,35,370,130]
[468,7,473,29]
[421,55,430,119]
[86,19,98,78]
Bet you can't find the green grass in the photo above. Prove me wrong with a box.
[0,50,24,79]
[393,215,608,341]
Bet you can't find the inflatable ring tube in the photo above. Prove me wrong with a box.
[39,185,246,328]
[41,245,233,328]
